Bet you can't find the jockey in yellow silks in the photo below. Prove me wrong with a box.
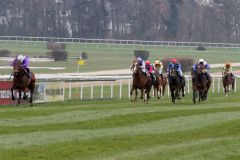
[153,59,163,75]
[222,62,234,78]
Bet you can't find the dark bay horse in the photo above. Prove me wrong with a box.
[191,65,211,104]
[153,73,167,99]
[168,68,185,104]
[11,60,36,106]
[222,72,235,97]
[130,62,152,103]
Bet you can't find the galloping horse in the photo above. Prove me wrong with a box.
[222,72,235,97]
[11,60,36,105]
[130,62,152,103]
[153,73,167,99]
[168,68,185,104]
[192,65,211,103]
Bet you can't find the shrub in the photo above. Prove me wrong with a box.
[82,52,88,59]
[196,45,206,51]
[46,42,66,50]
[134,50,149,60]
[46,50,68,61]
[161,58,194,72]
[0,50,11,57]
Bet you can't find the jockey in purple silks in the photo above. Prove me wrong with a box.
[193,59,210,81]
[11,55,31,78]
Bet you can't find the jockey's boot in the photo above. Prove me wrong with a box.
[205,72,210,81]
[160,74,163,80]
[150,73,156,83]
[25,68,31,78]
[144,72,148,78]
[231,73,235,80]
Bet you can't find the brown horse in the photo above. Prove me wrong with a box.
[11,60,36,106]
[191,65,211,104]
[130,62,152,103]
[222,72,235,97]
[168,68,185,104]
[153,72,167,99]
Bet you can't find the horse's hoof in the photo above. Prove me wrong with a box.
[23,95,28,100]
[12,97,15,101]
[30,104,34,107]
[140,97,143,99]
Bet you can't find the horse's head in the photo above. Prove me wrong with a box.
[170,68,178,77]
[196,64,205,74]
[224,72,232,81]
[132,62,140,74]
[12,59,24,77]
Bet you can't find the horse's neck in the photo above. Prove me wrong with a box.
[133,70,148,83]
[225,74,232,81]
[196,73,206,84]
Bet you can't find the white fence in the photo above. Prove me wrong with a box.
[1,36,240,49]
[0,75,238,102]
[64,76,238,100]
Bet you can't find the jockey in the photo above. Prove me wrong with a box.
[136,57,148,76]
[193,59,210,81]
[153,59,163,75]
[222,62,234,78]
[145,60,156,81]
[12,54,31,78]
[167,58,183,78]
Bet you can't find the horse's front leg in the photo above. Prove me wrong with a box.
[130,86,134,102]
[232,81,235,93]
[171,89,175,104]
[17,90,21,105]
[224,86,228,97]
[23,92,28,100]
[140,89,144,99]
[134,89,138,101]
[192,91,196,104]
[145,88,150,104]
[182,86,185,97]
[30,89,34,105]
[198,91,201,103]
[162,85,166,99]
[11,87,15,101]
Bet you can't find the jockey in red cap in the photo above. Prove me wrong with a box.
[167,58,183,77]
[145,60,156,82]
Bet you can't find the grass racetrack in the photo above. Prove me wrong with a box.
[0,93,240,160]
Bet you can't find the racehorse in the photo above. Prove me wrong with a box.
[11,60,36,106]
[130,62,152,103]
[153,73,167,99]
[191,65,211,103]
[222,72,235,97]
[168,68,185,104]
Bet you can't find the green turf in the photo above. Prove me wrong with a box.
[0,93,240,160]
[0,41,240,74]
